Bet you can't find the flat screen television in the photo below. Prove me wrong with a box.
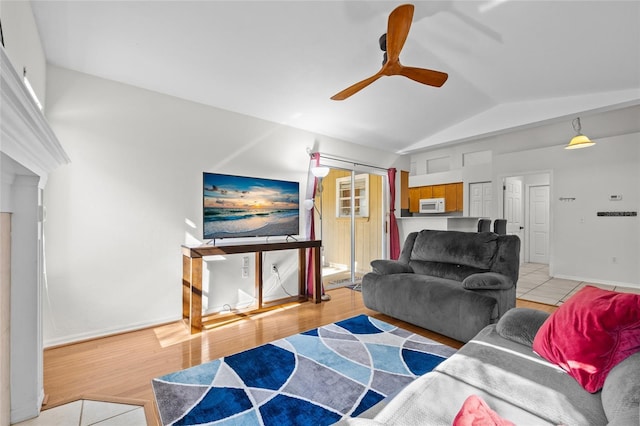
[203,172,300,240]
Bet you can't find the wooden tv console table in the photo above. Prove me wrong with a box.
[182,239,322,333]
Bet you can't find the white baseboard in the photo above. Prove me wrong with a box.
[553,274,639,290]
[43,314,182,348]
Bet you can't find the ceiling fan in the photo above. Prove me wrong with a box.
[331,3,448,101]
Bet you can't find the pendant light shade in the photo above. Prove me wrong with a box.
[565,117,595,149]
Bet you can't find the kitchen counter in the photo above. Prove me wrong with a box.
[397,216,487,243]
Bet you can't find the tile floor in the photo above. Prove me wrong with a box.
[517,263,640,306]
[14,399,147,426]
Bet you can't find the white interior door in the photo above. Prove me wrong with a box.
[482,183,493,218]
[469,182,492,218]
[469,183,484,217]
[504,178,524,255]
[529,185,550,264]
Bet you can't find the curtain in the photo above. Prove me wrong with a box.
[305,153,320,296]
[388,168,401,260]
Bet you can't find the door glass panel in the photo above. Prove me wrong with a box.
[355,173,382,284]
[321,170,382,290]
[336,175,369,218]
[319,169,350,288]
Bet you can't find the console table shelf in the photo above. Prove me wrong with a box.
[182,239,322,333]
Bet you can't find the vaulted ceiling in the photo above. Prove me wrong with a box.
[30,1,640,154]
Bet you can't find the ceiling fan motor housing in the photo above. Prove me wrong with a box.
[379,33,387,51]
[380,33,388,65]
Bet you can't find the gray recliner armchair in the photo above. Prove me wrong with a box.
[362,229,520,342]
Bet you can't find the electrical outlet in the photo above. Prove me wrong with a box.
[241,256,250,278]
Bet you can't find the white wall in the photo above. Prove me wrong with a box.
[408,125,640,288]
[202,250,300,314]
[409,146,494,218]
[494,133,639,286]
[0,1,46,106]
[43,65,403,346]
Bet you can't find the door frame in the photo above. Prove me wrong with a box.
[502,176,524,248]
[319,164,388,283]
[497,170,554,272]
[527,184,550,264]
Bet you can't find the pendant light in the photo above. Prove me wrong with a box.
[565,117,595,149]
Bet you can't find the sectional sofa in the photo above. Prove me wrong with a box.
[343,290,640,425]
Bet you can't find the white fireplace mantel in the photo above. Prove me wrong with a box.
[1,45,69,424]
[1,46,70,184]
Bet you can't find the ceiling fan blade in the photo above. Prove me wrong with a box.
[331,4,447,100]
[330,73,382,101]
[386,4,414,63]
[398,66,448,87]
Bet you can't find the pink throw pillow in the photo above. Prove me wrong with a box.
[453,395,514,426]
[532,285,640,393]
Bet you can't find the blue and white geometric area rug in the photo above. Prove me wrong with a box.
[152,314,456,425]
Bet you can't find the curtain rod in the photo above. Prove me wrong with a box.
[309,151,389,172]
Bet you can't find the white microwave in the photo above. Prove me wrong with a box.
[419,198,446,213]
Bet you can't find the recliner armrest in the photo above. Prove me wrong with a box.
[370,259,414,275]
[462,272,513,290]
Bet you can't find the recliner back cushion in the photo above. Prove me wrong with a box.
[411,230,498,270]
[409,260,487,282]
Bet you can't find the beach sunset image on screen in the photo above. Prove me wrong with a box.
[203,173,300,239]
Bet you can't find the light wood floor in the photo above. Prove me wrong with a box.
[42,288,556,425]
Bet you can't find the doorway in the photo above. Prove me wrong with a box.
[317,169,385,289]
[501,173,551,265]
[528,185,550,264]
[503,177,524,246]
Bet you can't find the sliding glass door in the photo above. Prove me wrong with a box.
[319,169,384,289]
